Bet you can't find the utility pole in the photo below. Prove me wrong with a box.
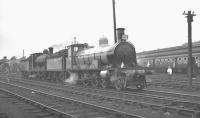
[23,49,24,58]
[183,11,196,87]
[112,0,117,43]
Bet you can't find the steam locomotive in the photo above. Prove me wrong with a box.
[0,56,9,73]
[0,56,21,73]
[20,28,146,90]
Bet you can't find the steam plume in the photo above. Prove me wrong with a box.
[65,72,78,85]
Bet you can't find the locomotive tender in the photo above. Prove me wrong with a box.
[20,28,146,90]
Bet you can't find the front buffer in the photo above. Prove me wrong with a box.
[107,68,146,90]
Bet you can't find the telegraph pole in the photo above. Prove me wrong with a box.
[112,0,117,43]
[183,11,196,87]
[23,49,24,58]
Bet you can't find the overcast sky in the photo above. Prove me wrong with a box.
[0,0,200,59]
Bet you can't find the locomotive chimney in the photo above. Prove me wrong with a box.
[117,28,125,42]
[49,47,53,54]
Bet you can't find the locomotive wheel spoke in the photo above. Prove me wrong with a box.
[83,80,90,87]
[123,78,127,88]
[40,73,44,80]
[92,78,99,88]
[100,79,107,89]
[114,79,123,91]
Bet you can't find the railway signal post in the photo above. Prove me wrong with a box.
[183,11,196,87]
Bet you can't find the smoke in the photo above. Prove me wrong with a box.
[64,72,78,85]
[50,41,70,53]
[51,43,65,49]
[50,39,76,52]
[50,43,66,53]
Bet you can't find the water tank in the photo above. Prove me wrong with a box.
[99,36,108,47]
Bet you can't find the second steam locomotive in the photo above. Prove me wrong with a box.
[20,28,146,90]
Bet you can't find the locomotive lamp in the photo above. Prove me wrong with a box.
[122,34,128,41]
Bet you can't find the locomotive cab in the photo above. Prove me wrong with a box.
[66,43,89,69]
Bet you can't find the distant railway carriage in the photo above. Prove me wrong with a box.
[20,28,146,90]
[0,56,22,73]
[137,41,200,75]
[0,57,9,73]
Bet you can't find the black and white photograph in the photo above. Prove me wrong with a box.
[0,0,200,118]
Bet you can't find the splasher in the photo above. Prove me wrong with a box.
[64,72,78,85]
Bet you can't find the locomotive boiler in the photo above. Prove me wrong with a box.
[20,28,146,90]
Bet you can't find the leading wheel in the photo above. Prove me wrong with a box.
[83,80,90,87]
[100,79,108,89]
[92,78,99,88]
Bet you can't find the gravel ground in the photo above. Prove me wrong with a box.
[0,92,35,118]
[146,86,200,96]
[146,73,200,81]
[144,73,200,96]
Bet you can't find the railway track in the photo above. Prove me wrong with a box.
[147,81,200,91]
[145,74,200,91]
[146,74,200,85]
[1,76,200,118]
[0,81,144,118]
[0,88,73,118]
[130,89,200,101]
[3,72,200,92]
[1,73,200,117]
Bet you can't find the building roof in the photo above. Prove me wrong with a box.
[137,41,200,56]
